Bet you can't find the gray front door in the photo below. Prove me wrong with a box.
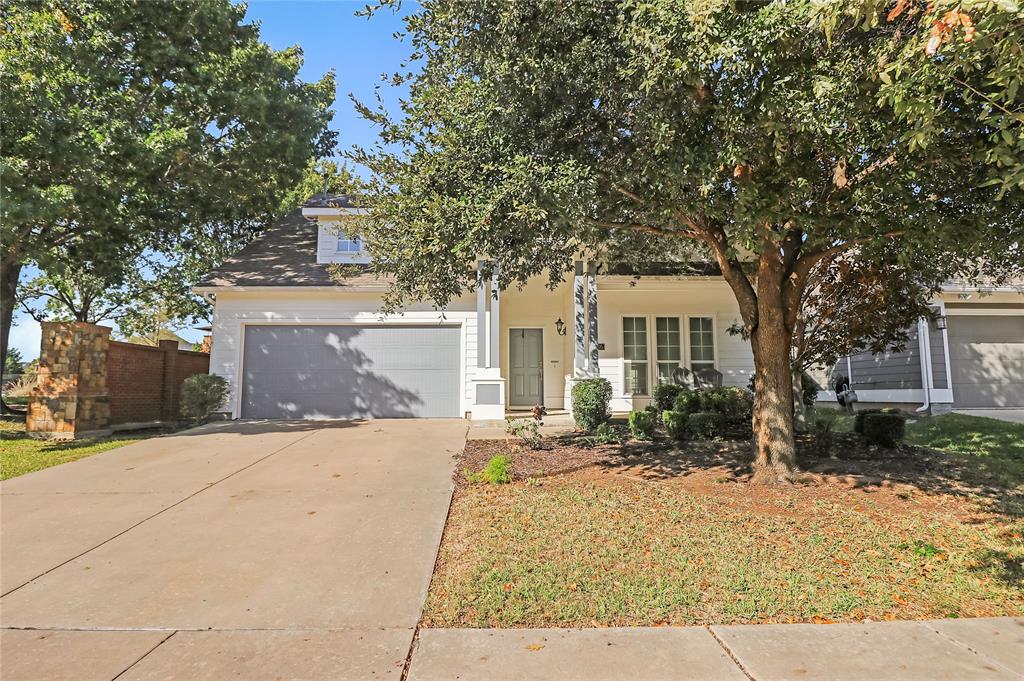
[509,328,543,407]
[241,324,461,419]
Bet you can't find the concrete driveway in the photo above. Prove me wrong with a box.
[1,419,467,681]
[954,409,1024,424]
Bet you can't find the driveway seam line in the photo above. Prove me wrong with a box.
[706,626,757,681]
[913,620,1019,678]
[110,630,177,681]
[1,429,320,598]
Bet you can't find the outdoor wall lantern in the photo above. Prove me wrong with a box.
[555,318,567,336]
[935,315,948,330]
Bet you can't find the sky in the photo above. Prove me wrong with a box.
[9,0,415,361]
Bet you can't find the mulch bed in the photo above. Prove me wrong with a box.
[459,425,1012,508]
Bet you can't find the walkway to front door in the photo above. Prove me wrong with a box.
[509,328,543,407]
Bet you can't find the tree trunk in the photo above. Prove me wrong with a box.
[750,300,799,484]
[792,367,807,432]
[1,256,24,414]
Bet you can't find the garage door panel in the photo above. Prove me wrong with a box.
[947,315,1024,408]
[241,325,461,419]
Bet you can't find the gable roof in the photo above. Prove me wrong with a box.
[193,210,387,290]
[303,193,359,209]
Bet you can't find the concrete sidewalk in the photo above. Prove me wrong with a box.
[407,618,1023,681]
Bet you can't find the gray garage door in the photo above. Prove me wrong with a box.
[241,325,461,419]
[947,315,1024,408]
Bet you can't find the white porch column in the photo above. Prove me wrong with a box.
[587,260,599,372]
[476,260,487,369]
[470,260,505,420]
[573,261,587,374]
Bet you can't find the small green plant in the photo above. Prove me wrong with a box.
[699,387,753,425]
[592,422,620,445]
[812,410,838,457]
[900,540,942,558]
[628,409,658,440]
[661,410,688,441]
[862,412,906,448]
[179,374,229,421]
[687,411,726,440]
[467,455,512,484]
[506,417,543,449]
[571,378,613,432]
[652,383,686,411]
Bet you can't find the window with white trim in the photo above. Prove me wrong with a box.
[655,316,681,384]
[622,316,649,395]
[688,317,715,371]
[336,235,363,253]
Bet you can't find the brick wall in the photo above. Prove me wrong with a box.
[28,323,210,438]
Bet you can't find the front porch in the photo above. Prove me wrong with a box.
[468,261,755,420]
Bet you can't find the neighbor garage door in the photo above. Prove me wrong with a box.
[241,324,461,419]
[947,315,1024,408]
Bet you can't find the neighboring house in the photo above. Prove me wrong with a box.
[194,194,755,420]
[818,282,1024,412]
[123,330,195,351]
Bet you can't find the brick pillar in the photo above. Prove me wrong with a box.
[27,322,111,439]
[158,339,179,422]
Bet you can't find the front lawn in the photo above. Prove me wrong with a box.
[0,420,141,480]
[906,413,1024,489]
[425,414,1023,628]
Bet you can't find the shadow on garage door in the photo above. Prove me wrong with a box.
[241,324,462,419]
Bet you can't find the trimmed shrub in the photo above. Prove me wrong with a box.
[699,387,753,425]
[628,409,658,440]
[862,412,906,448]
[687,411,726,439]
[180,374,229,420]
[672,388,702,415]
[853,407,902,434]
[662,410,688,440]
[467,455,512,484]
[571,378,612,432]
[653,383,686,411]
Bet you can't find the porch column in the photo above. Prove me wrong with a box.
[476,260,487,369]
[469,260,505,420]
[489,265,500,369]
[587,260,599,373]
[573,261,586,375]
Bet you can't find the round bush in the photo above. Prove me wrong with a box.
[853,407,902,434]
[662,410,688,440]
[571,377,612,432]
[179,374,229,420]
[861,412,906,448]
[628,409,658,440]
[672,388,702,414]
[699,387,753,425]
[653,383,686,412]
[687,411,726,439]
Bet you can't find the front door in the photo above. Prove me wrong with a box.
[509,328,543,407]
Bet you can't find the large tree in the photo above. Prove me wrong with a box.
[1,0,336,394]
[353,0,1021,482]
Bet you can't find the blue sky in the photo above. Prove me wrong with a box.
[10,0,414,361]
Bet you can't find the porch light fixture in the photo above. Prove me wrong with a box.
[935,315,948,330]
[555,318,567,336]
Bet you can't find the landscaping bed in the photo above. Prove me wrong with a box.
[427,415,1023,628]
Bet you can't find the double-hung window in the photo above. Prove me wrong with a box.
[655,317,681,384]
[688,317,715,372]
[336,235,362,253]
[622,316,649,395]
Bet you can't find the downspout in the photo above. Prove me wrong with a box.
[916,317,932,414]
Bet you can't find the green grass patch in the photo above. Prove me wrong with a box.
[905,413,1023,489]
[425,481,1023,627]
[1,420,140,480]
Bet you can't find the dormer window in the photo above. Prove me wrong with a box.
[336,236,362,253]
